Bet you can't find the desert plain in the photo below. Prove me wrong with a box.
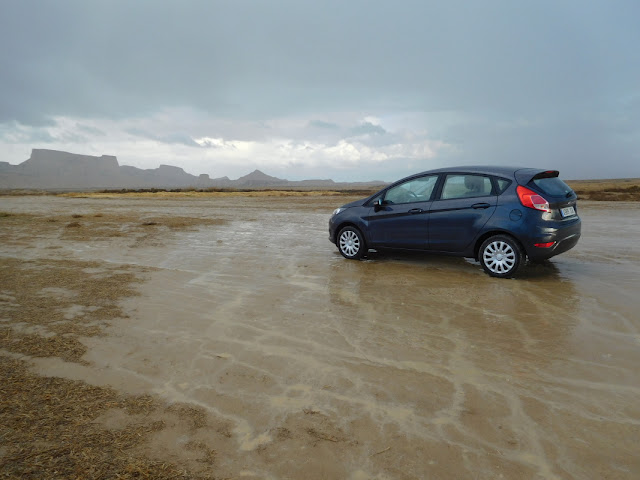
[1,190,639,479]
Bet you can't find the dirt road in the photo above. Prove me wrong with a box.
[1,195,639,479]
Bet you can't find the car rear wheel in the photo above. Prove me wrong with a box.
[337,226,366,260]
[479,235,523,278]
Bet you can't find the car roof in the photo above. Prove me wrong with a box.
[362,165,561,203]
[417,165,520,177]
[410,165,556,180]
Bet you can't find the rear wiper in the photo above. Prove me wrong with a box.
[566,191,574,198]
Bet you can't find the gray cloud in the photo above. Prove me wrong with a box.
[125,128,200,147]
[158,133,201,148]
[1,0,639,179]
[0,123,56,144]
[348,122,387,138]
[308,120,340,130]
[76,124,106,137]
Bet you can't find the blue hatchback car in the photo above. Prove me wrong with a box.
[329,166,581,278]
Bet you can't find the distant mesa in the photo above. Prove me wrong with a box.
[0,149,224,190]
[0,149,385,191]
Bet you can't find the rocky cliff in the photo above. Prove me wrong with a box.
[0,149,228,190]
[0,149,385,191]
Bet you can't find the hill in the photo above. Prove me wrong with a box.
[0,149,385,191]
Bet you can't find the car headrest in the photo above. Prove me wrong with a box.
[464,175,483,192]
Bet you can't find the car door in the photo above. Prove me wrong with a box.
[366,175,437,249]
[428,174,497,252]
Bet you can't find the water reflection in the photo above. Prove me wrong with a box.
[326,250,581,377]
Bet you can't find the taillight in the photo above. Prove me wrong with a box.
[517,186,550,212]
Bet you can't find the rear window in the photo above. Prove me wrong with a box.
[531,177,573,197]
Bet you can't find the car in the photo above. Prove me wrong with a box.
[328,166,581,278]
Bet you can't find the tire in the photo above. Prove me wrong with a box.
[479,235,523,278]
[337,226,366,260]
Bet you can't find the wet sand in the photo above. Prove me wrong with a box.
[1,195,639,479]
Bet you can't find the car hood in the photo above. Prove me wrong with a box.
[340,198,369,209]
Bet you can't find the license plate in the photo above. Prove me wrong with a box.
[560,206,576,217]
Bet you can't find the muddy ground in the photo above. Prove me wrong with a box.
[0,195,639,479]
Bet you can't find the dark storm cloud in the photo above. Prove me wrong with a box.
[125,128,200,148]
[1,0,639,177]
[442,112,640,179]
[3,0,635,119]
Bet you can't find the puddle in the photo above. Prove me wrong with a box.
[2,195,639,479]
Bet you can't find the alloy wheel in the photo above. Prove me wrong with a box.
[339,230,361,257]
[483,240,516,275]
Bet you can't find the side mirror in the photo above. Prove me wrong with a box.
[373,198,384,212]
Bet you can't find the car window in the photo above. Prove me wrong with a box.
[531,177,573,197]
[495,177,511,194]
[440,175,493,200]
[384,175,437,204]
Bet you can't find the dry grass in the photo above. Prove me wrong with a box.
[166,404,209,431]
[3,178,640,201]
[566,178,640,201]
[58,188,377,199]
[0,329,88,363]
[0,257,217,478]
[0,189,51,196]
[21,178,640,201]
[0,211,228,246]
[57,214,227,243]
[139,216,227,230]
[0,257,143,361]
[0,356,215,479]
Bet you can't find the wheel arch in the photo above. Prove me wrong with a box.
[332,221,367,244]
[474,230,525,261]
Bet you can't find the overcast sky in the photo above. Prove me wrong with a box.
[1,1,639,181]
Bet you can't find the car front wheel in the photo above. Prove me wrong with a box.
[479,235,523,278]
[337,226,366,260]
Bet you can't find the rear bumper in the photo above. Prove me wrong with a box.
[525,217,582,261]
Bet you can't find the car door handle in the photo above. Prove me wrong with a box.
[472,203,491,209]
[408,208,423,214]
